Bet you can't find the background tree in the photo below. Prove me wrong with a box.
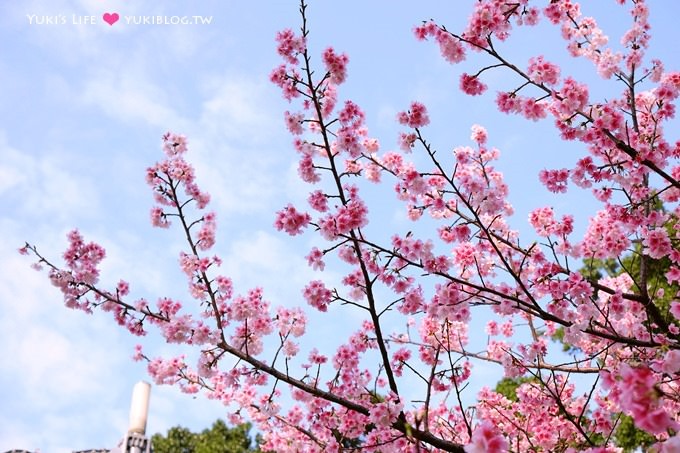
[151,420,261,453]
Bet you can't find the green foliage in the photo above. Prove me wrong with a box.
[151,419,261,453]
[612,414,657,453]
[580,257,619,281]
[152,425,196,453]
[615,250,677,316]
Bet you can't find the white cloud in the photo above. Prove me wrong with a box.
[197,75,277,144]
[220,229,309,297]
[80,68,185,129]
[0,139,30,195]
[171,75,288,217]
[151,21,218,60]
[0,132,101,223]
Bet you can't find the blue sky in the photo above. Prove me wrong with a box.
[1,1,679,451]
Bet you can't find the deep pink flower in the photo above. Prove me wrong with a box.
[460,73,487,96]
[307,190,328,212]
[642,228,672,259]
[322,47,349,85]
[539,168,569,193]
[522,98,547,121]
[527,56,561,85]
[303,280,333,311]
[397,101,430,128]
[274,204,311,236]
[275,29,305,64]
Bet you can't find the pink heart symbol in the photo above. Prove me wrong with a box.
[103,12,119,26]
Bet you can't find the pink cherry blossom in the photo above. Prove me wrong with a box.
[162,132,188,156]
[496,91,521,113]
[368,392,403,427]
[539,168,569,193]
[397,101,430,128]
[307,190,328,212]
[196,212,217,250]
[521,98,547,121]
[460,73,487,95]
[470,124,487,144]
[322,47,349,85]
[642,228,672,259]
[150,206,170,228]
[303,280,333,311]
[284,110,305,135]
[270,64,300,101]
[275,28,306,64]
[274,204,312,236]
[465,421,508,453]
[527,55,561,86]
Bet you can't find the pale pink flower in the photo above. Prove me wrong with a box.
[470,124,487,144]
[656,434,680,453]
[150,206,170,228]
[435,29,465,63]
[670,301,680,321]
[270,64,300,101]
[162,132,188,156]
[398,132,417,152]
[496,92,521,113]
[308,348,327,365]
[661,350,680,375]
[465,422,508,453]
[368,392,403,427]
[284,111,304,135]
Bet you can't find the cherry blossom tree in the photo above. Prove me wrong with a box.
[21,0,680,451]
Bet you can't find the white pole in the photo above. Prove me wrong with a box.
[128,381,151,434]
